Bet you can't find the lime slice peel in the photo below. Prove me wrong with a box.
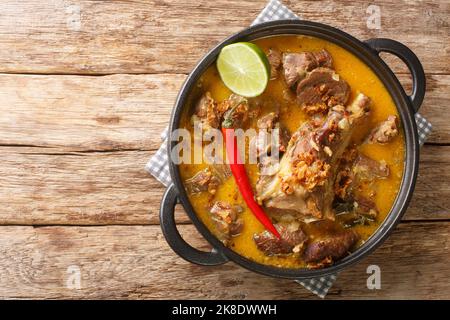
[216,42,270,98]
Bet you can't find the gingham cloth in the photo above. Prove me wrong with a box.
[146,0,432,298]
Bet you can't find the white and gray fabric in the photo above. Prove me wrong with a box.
[146,0,432,298]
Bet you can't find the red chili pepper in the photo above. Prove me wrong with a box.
[222,127,281,239]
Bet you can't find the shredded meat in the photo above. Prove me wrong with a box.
[282,49,333,87]
[296,68,350,114]
[254,223,307,256]
[368,115,399,144]
[209,201,244,243]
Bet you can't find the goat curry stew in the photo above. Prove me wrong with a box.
[178,35,404,269]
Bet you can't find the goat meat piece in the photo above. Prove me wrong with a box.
[253,112,290,159]
[257,112,279,130]
[368,115,399,144]
[304,227,360,263]
[254,222,307,256]
[353,154,389,180]
[211,163,232,181]
[354,196,378,218]
[296,68,350,114]
[256,94,371,223]
[267,48,282,79]
[335,196,378,228]
[209,201,244,242]
[193,92,220,130]
[185,168,221,195]
[282,49,333,88]
[221,94,249,129]
[334,167,354,200]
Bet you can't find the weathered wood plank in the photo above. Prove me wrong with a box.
[0,73,448,150]
[0,74,185,151]
[0,145,448,225]
[0,0,447,74]
[397,74,449,144]
[0,222,447,299]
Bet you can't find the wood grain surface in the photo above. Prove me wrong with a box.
[0,145,448,225]
[0,222,448,299]
[0,0,447,75]
[0,0,448,299]
[0,74,448,147]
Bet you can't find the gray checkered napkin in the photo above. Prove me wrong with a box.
[146,0,432,298]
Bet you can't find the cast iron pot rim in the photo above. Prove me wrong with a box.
[166,19,420,279]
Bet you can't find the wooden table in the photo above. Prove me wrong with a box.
[0,0,448,299]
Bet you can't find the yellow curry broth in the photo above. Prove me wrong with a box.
[179,35,404,268]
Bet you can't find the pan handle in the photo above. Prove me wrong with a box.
[365,38,426,113]
[160,184,229,266]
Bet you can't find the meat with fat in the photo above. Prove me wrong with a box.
[209,201,244,243]
[254,222,307,256]
[253,112,290,159]
[353,154,390,180]
[367,115,399,144]
[185,168,221,195]
[282,49,333,88]
[296,68,350,114]
[303,222,360,263]
[267,48,282,80]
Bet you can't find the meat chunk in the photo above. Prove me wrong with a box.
[334,168,353,200]
[267,48,282,80]
[211,163,232,181]
[254,222,307,256]
[347,93,372,120]
[209,201,244,243]
[256,94,371,223]
[303,227,359,263]
[334,147,389,201]
[296,68,350,114]
[221,94,249,129]
[192,92,220,130]
[192,93,250,132]
[368,115,399,144]
[282,49,333,88]
[354,154,389,180]
[253,112,290,158]
[354,196,378,218]
[184,168,221,195]
[334,196,378,228]
[257,112,278,130]
[194,92,213,118]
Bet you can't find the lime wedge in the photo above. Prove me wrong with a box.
[216,42,270,98]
